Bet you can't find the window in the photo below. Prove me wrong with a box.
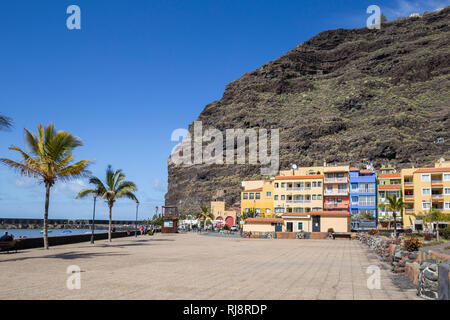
[313,181,317,187]
[351,196,358,205]
[445,202,450,210]
[359,195,375,206]
[274,195,279,200]
[422,201,431,210]
[298,222,303,231]
[274,183,279,188]
[245,208,249,213]
[422,188,431,195]
[444,174,450,181]
[318,195,322,200]
[421,174,431,182]
[351,183,358,191]
[255,208,260,213]
[281,195,285,200]
[249,193,254,200]
[312,195,316,200]
[266,208,271,214]
[274,207,285,213]
[266,192,271,197]
[444,188,450,195]
[318,181,322,187]
[255,193,260,199]
[243,193,248,199]
[281,183,286,188]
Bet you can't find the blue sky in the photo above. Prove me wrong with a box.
[0,0,447,220]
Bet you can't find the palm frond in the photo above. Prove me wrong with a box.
[0,114,13,130]
[76,188,96,199]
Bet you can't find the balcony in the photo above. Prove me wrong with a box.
[324,203,349,209]
[431,180,443,184]
[324,177,348,183]
[405,208,414,214]
[404,181,414,186]
[324,189,349,196]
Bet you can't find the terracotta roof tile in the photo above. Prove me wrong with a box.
[243,188,263,192]
[274,175,323,180]
[245,218,283,223]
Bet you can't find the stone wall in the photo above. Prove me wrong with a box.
[357,233,450,300]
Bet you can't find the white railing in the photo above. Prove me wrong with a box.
[324,177,348,183]
[324,189,349,195]
[431,180,443,184]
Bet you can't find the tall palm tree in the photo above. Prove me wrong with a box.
[0,114,12,130]
[378,195,406,238]
[76,182,106,244]
[85,165,137,242]
[0,123,90,249]
[196,206,214,231]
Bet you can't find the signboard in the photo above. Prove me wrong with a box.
[240,221,245,225]
[164,220,173,228]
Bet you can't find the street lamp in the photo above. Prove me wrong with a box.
[135,200,140,237]
[90,195,97,244]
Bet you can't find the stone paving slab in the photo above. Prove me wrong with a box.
[0,233,421,300]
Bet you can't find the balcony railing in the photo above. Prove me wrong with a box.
[404,181,413,185]
[287,187,312,191]
[324,177,348,183]
[324,189,349,195]
[432,194,443,197]
[431,180,443,184]
[404,195,414,198]
[324,203,349,209]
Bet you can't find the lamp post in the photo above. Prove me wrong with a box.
[135,200,140,237]
[90,195,97,244]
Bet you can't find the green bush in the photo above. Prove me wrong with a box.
[403,238,423,252]
[442,226,450,240]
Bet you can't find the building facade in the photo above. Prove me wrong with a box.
[241,180,274,218]
[377,165,402,229]
[349,168,377,230]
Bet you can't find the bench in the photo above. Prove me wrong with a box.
[0,240,18,253]
[332,232,352,240]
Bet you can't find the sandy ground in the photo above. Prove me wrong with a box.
[0,233,421,300]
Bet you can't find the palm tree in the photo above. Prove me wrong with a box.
[378,195,406,238]
[0,114,12,130]
[85,165,137,242]
[0,123,90,249]
[415,208,450,241]
[76,181,106,244]
[196,206,214,231]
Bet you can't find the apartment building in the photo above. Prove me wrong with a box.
[377,165,402,229]
[323,165,350,212]
[349,168,377,230]
[401,159,450,231]
[241,180,274,218]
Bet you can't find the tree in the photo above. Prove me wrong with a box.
[378,195,406,238]
[76,179,107,244]
[0,123,90,249]
[380,13,387,23]
[414,208,450,241]
[85,165,137,242]
[196,206,214,231]
[0,114,12,131]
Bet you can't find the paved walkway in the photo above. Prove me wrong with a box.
[0,233,420,299]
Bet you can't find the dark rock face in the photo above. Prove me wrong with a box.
[166,8,450,214]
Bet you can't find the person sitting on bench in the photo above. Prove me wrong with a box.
[0,231,14,242]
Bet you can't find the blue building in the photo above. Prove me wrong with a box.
[349,168,377,230]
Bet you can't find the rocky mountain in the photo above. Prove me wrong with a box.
[166,7,450,214]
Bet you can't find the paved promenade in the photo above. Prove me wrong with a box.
[0,233,420,299]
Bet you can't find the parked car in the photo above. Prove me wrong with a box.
[230,225,238,232]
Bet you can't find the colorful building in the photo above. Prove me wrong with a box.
[210,201,239,227]
[377,165,402,229]
[323,165,350,212]
[349,168,377,230]
[241,180,274,218]
[401,159,450,231]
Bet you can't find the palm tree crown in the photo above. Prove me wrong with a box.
[0,123,90,249]
[0,114,12,131]
[81,165,137,241]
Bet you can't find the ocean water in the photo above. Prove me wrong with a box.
[0,228,108,239]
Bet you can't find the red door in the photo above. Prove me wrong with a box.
[225,216,234,227]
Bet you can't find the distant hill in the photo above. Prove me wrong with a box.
[166,7,450,214]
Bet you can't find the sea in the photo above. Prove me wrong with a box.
[0,228,108,239]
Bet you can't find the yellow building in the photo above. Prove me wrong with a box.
[401,159,450,231]
[240,180,274,218]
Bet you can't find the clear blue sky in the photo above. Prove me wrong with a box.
[0,0,447,220]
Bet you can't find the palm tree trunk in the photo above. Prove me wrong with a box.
[43,184,51,250]
[108,205,112,242]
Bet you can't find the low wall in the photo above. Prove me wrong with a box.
[9,231,137,250]
[357,233,450,300]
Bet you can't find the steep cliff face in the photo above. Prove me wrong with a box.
[166,8,450,214]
